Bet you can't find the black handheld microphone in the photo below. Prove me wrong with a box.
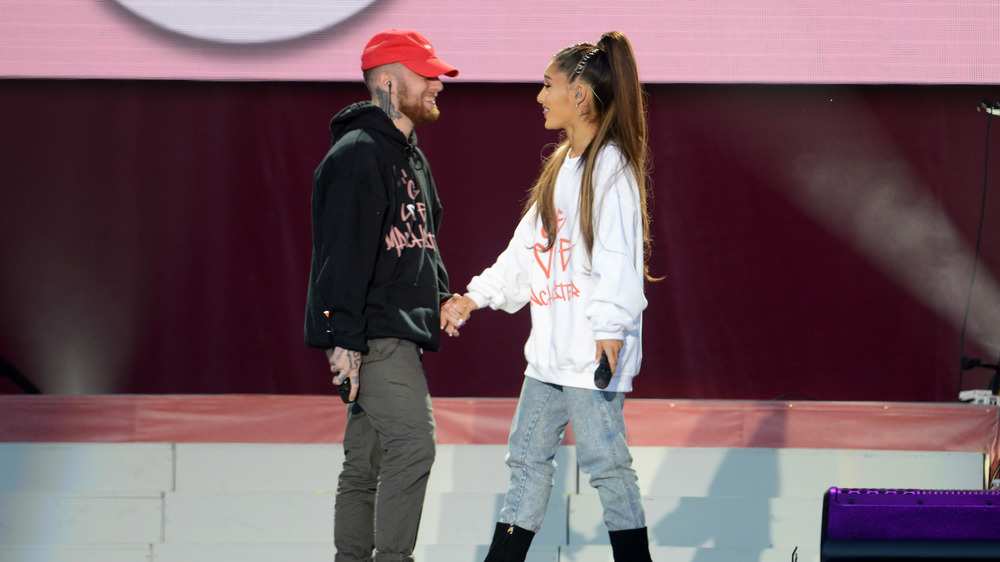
[594,352,613,389]
[338,377,353,404]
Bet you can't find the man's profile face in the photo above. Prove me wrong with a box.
[397,69,443,127]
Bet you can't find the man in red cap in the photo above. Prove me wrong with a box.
[304,29,459,561]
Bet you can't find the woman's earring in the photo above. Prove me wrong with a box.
[574,103,579,108]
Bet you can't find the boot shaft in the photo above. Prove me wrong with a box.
[483,522,535,562]
[609,527,653,562]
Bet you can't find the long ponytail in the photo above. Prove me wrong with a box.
[524,31,656,280]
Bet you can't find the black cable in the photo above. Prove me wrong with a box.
[957,107,993,397]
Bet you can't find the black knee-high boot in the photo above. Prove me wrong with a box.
[609,527,653,562]
[483,522,535,562]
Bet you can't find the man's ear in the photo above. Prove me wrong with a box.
[375,70,395,94]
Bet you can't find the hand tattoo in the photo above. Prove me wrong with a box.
[333,348,362,371]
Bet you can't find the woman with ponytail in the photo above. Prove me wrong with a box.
[441,31,656,562]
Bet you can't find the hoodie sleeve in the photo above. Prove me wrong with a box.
[311,133,389,353]
[585,149,647,340]
[425,164,452,305]
[466,206,537,313]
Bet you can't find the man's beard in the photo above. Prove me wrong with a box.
[398,83,440,127]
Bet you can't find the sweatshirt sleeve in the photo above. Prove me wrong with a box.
[585,153,648,341]
[466,207,537,313]
[312,137,388,352]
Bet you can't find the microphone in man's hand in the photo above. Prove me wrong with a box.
[338,377,353,404]
[594,352,612,389]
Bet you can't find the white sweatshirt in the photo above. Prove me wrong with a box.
[466,143,647,392]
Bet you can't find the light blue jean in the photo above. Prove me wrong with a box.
[499,376,646,532]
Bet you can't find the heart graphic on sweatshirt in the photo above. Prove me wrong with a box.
[534,243,554,278]
[533,210,569,279]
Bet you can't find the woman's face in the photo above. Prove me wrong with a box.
[537,60,578,131]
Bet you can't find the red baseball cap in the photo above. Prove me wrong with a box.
[361,29,459,78]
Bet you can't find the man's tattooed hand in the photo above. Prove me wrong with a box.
[329,346,362,402]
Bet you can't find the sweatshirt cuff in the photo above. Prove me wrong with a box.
[594,331,624,341]
[466,291,490,310]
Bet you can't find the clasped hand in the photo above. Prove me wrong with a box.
[440,293,477,337]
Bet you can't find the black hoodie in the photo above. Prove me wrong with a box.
[304,102,450,354]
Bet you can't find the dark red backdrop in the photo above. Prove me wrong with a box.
[1,80,998,400]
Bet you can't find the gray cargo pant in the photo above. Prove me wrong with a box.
[334,338,436,562]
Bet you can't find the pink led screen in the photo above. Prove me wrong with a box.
[3,0,1000,83]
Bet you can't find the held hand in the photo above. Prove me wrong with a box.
[440,293,478,337]
[328,346,362,402]
[596,339,623,374]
